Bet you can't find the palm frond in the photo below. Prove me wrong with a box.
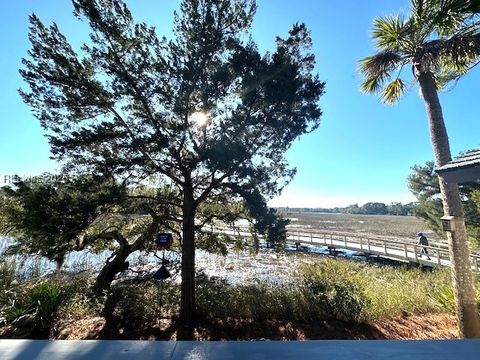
[372,15,414,50]
[435,57,478,88]
[434,70,461,89]
[359,51,403,76]
[420,32,480,69]
[435,0,480,19]
[411,0,435,22]
[433,0,480,35]
[410,0,441,37]
[360,77,383,94]
[359,51,403,94]
[381,78,407,104]
[362,0,480,97]
[442,32,480,63]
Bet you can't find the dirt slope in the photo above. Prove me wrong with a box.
[50,313,457,340]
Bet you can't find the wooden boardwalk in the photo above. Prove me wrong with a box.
[215,227,480,272]
[287,229,480,271]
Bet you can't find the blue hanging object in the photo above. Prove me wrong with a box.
[152,247,171,280]
[153,264,170,280]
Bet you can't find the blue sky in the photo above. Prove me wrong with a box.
[0,0,479,207]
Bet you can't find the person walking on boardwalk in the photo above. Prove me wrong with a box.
[417,232,431,260]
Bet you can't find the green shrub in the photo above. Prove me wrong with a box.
[435,285,455,312]
[0,260,18,315]
[0,259,17,291]
[196,276,234,318]
[434,281,480,313]
[196,277,306,321]
[2,277,78,334]
[300,261,369,321]
[361,266,452,319]
[295,258,457,321]
[112,281,180,323]
[27,281,70,328]
[194,259,457,323]
[57,276,100,320]
[195,266,367,322]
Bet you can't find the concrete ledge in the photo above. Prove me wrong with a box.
[1,339,479,359]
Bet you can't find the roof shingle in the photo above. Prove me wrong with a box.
[435,148,480,183]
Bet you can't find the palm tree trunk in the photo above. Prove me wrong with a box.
[417,69,480,338]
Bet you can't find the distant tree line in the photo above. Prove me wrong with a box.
[343,202,415,216]
[279,202,416,216]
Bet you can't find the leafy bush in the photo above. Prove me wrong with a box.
[300,261,369,321]
[435,285,455,312]
[196,276,308,321]
[294,258,455,321]
[195,264,368,322]
[434,282,480,313]
[112,281,180,323]
[0,260,18,314]
[194,259,462,323]
[1,277,78,334]
[26,281,70,328]
[57,276,100,320]
[196,275,234,318]
[0,259,17,291]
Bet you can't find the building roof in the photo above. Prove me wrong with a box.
[435,148,480,183]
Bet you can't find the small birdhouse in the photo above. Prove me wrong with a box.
[155,233,173,249]
[441,215,456,232]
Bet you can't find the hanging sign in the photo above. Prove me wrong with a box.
[155,233,173,249]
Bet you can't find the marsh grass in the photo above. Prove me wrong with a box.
[77,258,468,326]
[2,255,477,337]
[287,212,433,239]
[194,258,468,322]
[196,276,317,321]
[0,259,17,290]
[330,260,453,320]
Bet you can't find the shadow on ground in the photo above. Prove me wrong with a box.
[67,315,387,341]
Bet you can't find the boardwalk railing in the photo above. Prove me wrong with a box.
[213,226,480,272]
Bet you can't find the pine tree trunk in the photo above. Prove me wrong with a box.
[93,243,131,296]
[180,178,196,322]
[54,252,66,273]
[417,70,480,338]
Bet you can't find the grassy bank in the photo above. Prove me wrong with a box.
[2,256,477,339]
[193,259,467,322]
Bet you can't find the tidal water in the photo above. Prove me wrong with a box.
[0,236,360,285]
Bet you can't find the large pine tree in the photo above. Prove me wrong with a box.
[20,0,325,321]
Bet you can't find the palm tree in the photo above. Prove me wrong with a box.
[360,0,480,338]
